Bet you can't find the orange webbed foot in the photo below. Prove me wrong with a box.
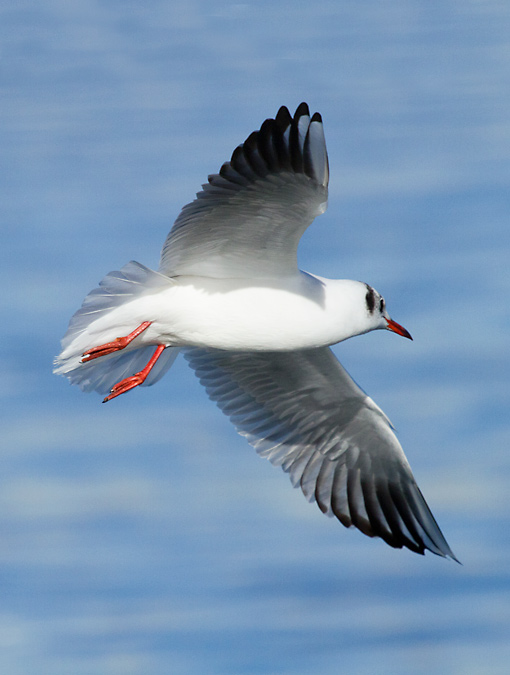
[103,344,166,402]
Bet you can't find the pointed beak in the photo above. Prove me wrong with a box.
[385,318,413,340]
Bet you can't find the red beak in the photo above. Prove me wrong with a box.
[386,318,413,340]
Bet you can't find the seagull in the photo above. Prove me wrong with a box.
[54,103,457,561]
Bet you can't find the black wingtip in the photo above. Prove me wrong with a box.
[446,548,462,565]
[275,105,292,128]
[294,102,310,118]
[203,102,327,195]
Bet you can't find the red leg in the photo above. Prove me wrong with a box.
[103,344,166,403]
[81,321,152,363]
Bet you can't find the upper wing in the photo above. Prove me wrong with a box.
[184,346,458,560]
[159,103,329,278]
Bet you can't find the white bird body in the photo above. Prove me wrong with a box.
[54,103,457,561]
[57,273,382,362]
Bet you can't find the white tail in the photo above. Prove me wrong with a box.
[54,261,179,395]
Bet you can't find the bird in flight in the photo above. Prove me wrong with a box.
[55,103,457,561]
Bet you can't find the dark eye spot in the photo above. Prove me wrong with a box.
[379,297,385,312]
[365,286,375,313]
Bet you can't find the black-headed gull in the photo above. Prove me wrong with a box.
[55,103,457,561]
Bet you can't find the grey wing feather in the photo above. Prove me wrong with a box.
[159,103,329,278]
[184,347,458,561]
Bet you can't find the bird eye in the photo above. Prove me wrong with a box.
[379,298,385,312]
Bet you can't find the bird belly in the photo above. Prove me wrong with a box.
[139,276,346,351]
